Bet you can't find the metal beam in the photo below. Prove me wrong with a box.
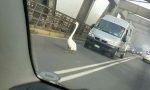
[107,0,116,13]
[145,0,150,3]
[119,0,150,19]
[127,0,149,3]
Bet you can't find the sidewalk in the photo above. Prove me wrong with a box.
[30,27,87,42]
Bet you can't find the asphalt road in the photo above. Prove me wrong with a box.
[31,34,150,90]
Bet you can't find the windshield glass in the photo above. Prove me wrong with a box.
[25,0,150,90]
[95,19,125,38]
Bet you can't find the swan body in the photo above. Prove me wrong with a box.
[67,38,77,51]
[67,22,79,51]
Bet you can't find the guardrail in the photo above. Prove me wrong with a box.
[27,0,91,40]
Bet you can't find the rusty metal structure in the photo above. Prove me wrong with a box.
[27,0,91,39]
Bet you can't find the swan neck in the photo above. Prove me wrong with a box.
[69,22,79,39]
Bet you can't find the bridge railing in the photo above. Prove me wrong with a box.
[27,0,91,40]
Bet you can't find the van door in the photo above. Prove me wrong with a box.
[127,28,132,43]
[120,29,128,51]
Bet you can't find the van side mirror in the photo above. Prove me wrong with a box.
[90,24,95,29]
[122,36,127,42]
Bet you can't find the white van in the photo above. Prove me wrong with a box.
[84,15,134,58]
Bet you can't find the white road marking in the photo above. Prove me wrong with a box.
[55,56,134,74]
[59,57,137,83]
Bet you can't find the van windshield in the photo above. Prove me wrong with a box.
[95,19,125,38]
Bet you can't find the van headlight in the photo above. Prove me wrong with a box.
[88,32,95,38]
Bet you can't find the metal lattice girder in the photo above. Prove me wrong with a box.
[127,0,149,3]
[119,0,150,19]
[145,0,150,3]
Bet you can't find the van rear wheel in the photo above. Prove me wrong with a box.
[84,41,89,48]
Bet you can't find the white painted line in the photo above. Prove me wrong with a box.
[55,56,135,75]
[59,57,137,83]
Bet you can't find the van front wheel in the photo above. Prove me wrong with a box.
[120,53,125,59]
[110,50,117,59]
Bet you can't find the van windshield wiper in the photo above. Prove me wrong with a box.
[99,28,121,38]
[101,29,112,35]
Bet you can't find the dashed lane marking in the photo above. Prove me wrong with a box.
[59,56,138,83]
[55,56,136,75]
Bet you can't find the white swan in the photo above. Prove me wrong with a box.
[67,22,79,52]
